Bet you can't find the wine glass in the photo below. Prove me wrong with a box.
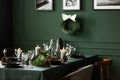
[21,52,29,67]
[27,50,35,68]
[0,61,4,68]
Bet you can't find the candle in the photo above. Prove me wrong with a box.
[17,48,22,60]
[60,47,66,54]
[17,48,22,53]
[60,47,67,60]
[35,45,41,56]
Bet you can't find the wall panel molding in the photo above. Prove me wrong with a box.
[13,40,120,51]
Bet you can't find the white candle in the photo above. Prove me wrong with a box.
[17,48,22,59]
[60,47,66,59]
[35,45,41,56]
[17,48,22,53]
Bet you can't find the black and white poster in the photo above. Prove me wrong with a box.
[36,0,53,10]
[94,0,120,9]
[63,0,80,10]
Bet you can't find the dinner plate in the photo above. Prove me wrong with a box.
[50,59,64,65]
[70,54,86,59]
[2,62,23,68]
[5,64,23,68]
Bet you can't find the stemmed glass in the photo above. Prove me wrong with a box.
[65,44,76,61]
[0,61,4,68]
[27,50,35,68]
[21,50,34,68]
[21,52,29,67]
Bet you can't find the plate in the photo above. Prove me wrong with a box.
[70,54,86,59]
[5,65,23,68]
[2,62,23,68]
[50,59,64,65]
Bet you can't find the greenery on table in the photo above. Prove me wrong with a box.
[32,50,47,66]
[32,54,46,66]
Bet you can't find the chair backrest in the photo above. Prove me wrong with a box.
[60,64,93,80]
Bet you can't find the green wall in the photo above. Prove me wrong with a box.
[0,0,12,52]
[12,0,120,80]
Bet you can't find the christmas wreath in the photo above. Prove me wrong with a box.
[61,19,80,34]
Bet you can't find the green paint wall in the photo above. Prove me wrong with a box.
[0,0,12,51]
[12,0,120,80]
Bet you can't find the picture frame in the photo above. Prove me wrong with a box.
[93,0,120,10]
[35,0,53,10]
[63,0,80,10]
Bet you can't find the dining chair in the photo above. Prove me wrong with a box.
[59,64,94,80]
[95,58,112,80]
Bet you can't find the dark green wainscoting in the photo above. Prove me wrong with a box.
[12,0,120,80]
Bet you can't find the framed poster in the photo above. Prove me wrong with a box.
[35,0,53,10]
[93,0,120,10]
[63,0,80,10]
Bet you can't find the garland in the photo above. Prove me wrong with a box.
[61,19,80,34]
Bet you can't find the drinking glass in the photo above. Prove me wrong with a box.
[27,50,35,68]
[21,52,29,67]
[0,61,4,68]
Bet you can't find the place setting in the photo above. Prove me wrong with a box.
[0,38,84,68]
[1,48,34,68]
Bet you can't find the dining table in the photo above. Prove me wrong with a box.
[0,54,97,80]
